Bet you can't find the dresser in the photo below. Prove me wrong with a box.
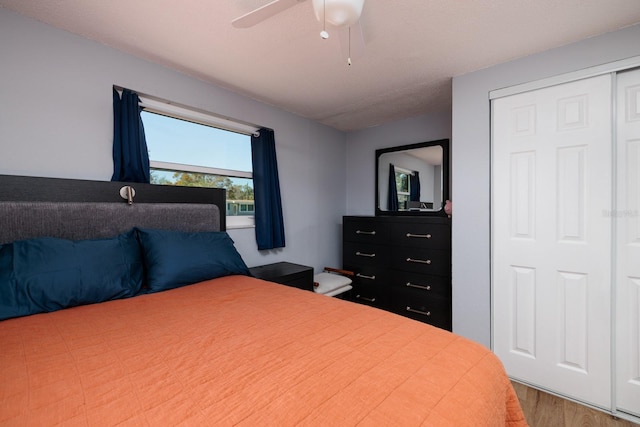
[343,216,451,330]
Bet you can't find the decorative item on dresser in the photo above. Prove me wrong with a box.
[343,215,452,330]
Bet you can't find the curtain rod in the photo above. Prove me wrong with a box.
[113,85,263,137]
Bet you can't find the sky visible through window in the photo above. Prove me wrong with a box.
[141,111,252,173]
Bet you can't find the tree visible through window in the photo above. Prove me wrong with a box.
[150,171,254,201]
[395,167,410,210]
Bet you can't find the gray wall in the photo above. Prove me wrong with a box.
[452,24,640,347]
[0,8,346,272]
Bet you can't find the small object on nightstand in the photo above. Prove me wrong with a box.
[249,262,314,291]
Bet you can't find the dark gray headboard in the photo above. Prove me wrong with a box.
[0,175,226,244]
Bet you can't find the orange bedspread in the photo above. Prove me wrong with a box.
[0,276,526,426]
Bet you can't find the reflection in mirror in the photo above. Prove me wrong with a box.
[375,139,449,216]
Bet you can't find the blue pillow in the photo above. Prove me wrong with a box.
[0,230,143,321]
[136,228,249,292]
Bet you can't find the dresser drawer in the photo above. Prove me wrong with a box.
[389,222,450,249]
[344,242,389,267]
[343,218,387,243]
[390,291,451,330]
[390,247,450,276]
[387,270,450,300]
[351,282,388,308]
[343,265,384,287]
[345,266,388,308]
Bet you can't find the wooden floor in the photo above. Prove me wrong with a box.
[512,382,639,427]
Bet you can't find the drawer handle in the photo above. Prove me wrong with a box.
[406,306,431,316]
[356,273,376,280]
[406,233,432,239]
[356,252,376,258]
[356,230,376,235]
[356,295,376,303]
[406,257,431,264]
[406,282,431,290]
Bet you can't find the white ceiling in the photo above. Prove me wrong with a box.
[2,0,640,131]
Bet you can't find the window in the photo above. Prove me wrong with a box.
[395,166,411,210]
[139,97,257,229]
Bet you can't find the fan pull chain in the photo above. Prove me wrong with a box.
[320,0,329,39]
[347,26,352,66]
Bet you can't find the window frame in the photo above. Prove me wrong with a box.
[138,95,258,229]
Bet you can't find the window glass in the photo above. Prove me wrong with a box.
[395,171,409,193]
[141,110,254,228]
[395,169,410,210]
[142,112,252,172]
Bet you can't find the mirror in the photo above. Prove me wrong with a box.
[375,139,449,216]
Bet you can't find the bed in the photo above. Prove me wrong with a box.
[0,175,527,426]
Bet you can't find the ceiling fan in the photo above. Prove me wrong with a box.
[232,0,366,64]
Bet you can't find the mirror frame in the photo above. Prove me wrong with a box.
[375,138,450,216]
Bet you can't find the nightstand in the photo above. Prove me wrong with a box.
[249,262,314,291]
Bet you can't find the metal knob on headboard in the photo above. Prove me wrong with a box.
[119,186,136,205]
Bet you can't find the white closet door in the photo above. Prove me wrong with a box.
[492,75,612,409]
[616,68,640,417]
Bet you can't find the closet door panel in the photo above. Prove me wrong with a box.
[616,68,640,418]
[492,75,612,409]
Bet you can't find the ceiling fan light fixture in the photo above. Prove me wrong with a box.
[312,0,364,28]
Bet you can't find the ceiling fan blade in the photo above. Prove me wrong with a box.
[338,21,365,63]
[232,0,308,28]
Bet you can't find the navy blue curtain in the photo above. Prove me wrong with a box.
[251,128,285,250]
[111,88,150,183]
[387,163,399,211]
[410,171,421,201]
